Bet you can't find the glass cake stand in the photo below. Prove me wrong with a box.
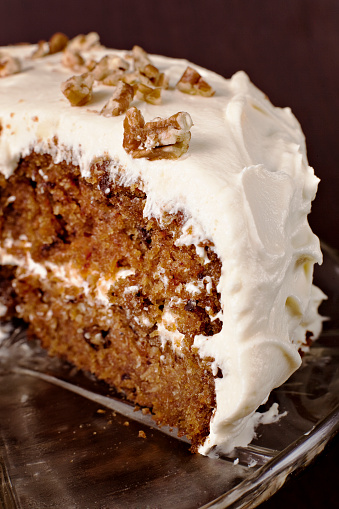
[0,243,338,509]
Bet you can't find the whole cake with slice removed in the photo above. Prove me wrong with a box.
[0,33,324,455]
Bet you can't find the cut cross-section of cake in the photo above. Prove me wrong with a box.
[0,33,324,455]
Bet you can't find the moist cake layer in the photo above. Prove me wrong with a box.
[0,37,324,454]
[0,152,223,450]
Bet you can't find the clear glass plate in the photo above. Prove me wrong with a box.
[0,243,338,509]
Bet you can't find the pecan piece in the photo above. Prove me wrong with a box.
[32,33,69,58]
[134,83,161,105]
[122,71,141,85]
[92,54,129,81]
[129,46,168,89]
[123,107,193,160]
[138,66,168,89]
[31,40,49,59]
[100,81,134,117]
[61,72,94,106]
[131,45,152,69]
[155,72,169,89]
[85,58,97,72]
[121,45,169,94]
[61,48,85,71]
[0,54,21,77]
[102,70,126,86]
[49,32,69,54]
[67,32,101,52]
[141,63,159,80]
[176,66,215,97]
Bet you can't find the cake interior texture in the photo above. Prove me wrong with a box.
[0,152,223,451]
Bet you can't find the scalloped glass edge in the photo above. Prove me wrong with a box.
[202,406,339,508]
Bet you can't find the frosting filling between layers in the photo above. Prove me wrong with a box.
[0,43,324,455]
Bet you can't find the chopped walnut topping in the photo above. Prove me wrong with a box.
[139,66,168,89]
[31,33,68,59]
[31,40,49,59]
[129,45,168,89]
[176,66,215,97]
[85,59,97,72]
[61,72,94,106]
[155,72,169,89]
[131,45,152,69]
[141,63,159,80]
[102,70,126,86]
[100,82,134,117]
[92,55,129,81]
[49,32,69,54]
[61,48,85,71]
[67,32,101,52]
[135,83,161,105]
[0,54,21,77]
[121,71,141,85]
[123,107,193,160]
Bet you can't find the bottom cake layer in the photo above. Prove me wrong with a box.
[0,152,224,451]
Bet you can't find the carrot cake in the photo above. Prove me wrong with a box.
[0,33,324,455]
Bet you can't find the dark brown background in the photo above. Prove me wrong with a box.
[1,0,339,507]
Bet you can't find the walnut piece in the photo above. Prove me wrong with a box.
[61,73,94,106]
[131,45,152,69]
[67,32,101,52]
[155,72,169,89]
[100,82,134,117]
[49,32,69,54]
[92,55,129,81]
[176,66,215,97]
[31,33,68,59]
[129,46,168,90]
[31,40,49,59]
[61,48,85,71]
[139,66,168,89]
[0,54,21,77]
[134,83,161,105]
[84,58,97,72]
[121,71,141,85]
[123,107,193,160]
[102,70,126,86]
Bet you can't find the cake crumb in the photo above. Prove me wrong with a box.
[96,408,106,414]
[123,421,129,427]
[138,430,146,439]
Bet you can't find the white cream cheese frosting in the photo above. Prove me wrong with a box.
[0,42,324,455]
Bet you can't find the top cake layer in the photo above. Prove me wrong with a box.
[0,38,323,454]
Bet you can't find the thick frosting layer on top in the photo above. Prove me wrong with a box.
[0,43,323,454]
